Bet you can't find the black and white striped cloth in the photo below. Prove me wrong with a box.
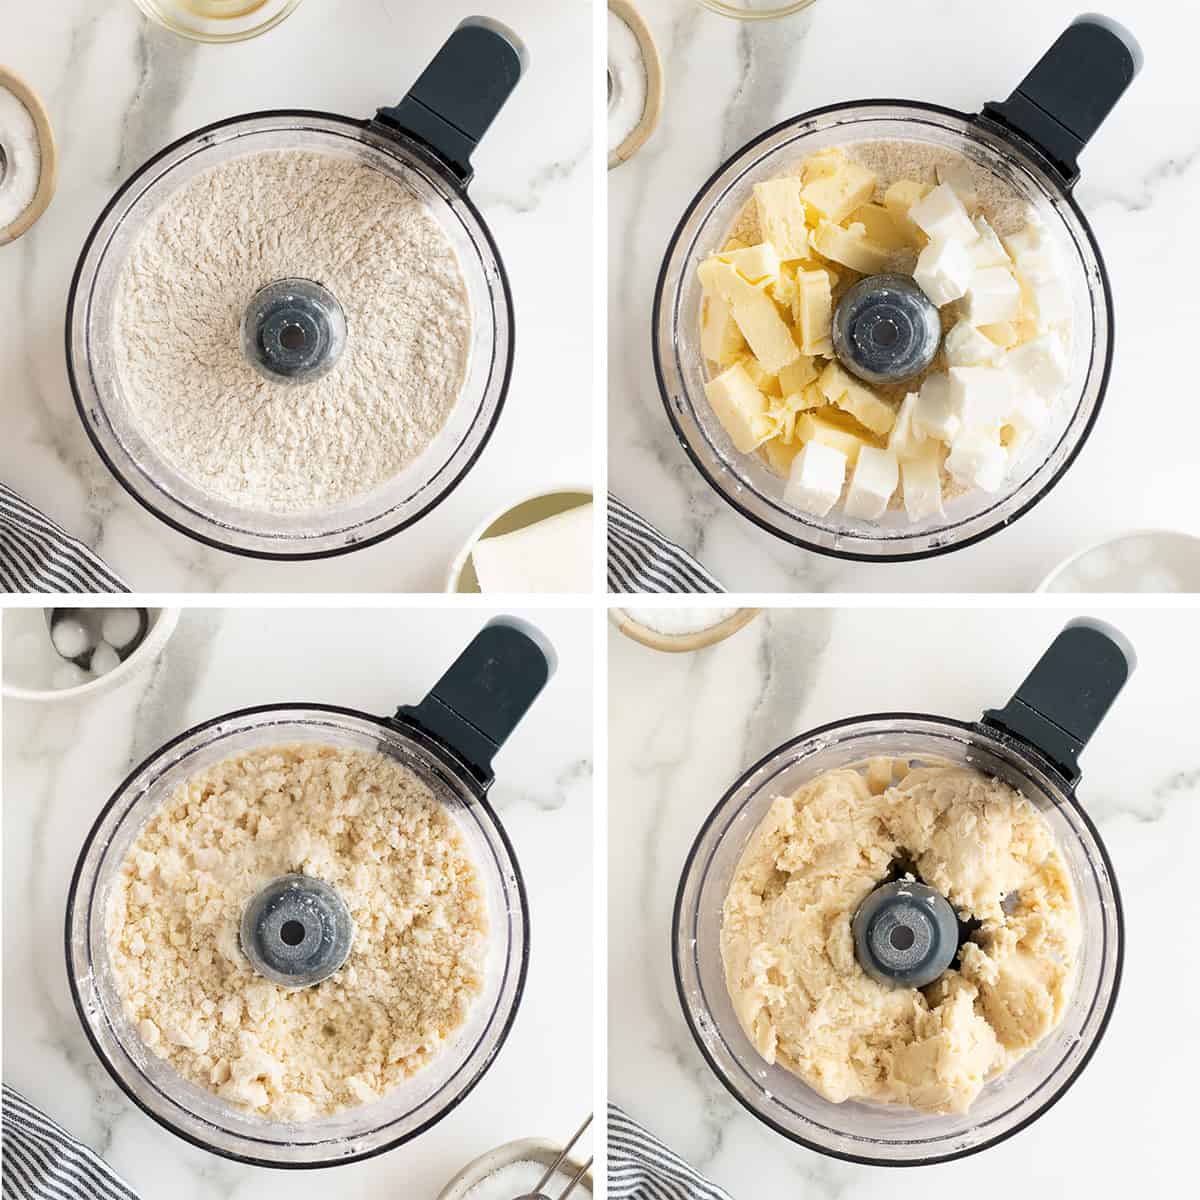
[2,1087,139,1200]
[0,485,128,594]
[608,1104,734,1200]
[607,495,724,594]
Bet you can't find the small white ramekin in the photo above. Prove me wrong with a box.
[437,1137,593,1200]
[2,607,181,702]
[1036,530,1200,592]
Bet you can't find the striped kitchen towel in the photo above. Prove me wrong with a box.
[0,485,128,594]
[608,495,724,594]
[608,1104,735,1200]
[2,1086,139,1200]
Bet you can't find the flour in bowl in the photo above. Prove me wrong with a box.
[106,744,488,1120]
[112,149,471,515]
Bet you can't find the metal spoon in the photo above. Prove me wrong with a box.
[514,1115,592,1200]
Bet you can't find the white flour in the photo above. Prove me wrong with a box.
[0,85,41,229]
[113,149,471,515]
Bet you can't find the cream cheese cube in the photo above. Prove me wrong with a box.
[701,295,747,364]
[887,392,926,460]
[718,242,782,285]
[969,216,1011,269]
[800,161,877,224]
[914,237,972,306]
[1005,333,1070,402]
[811,220,893,275]
[704,362,772,453]
[818,362,897,436]
[1018,272,1072,329]
[936,163,979,212]
[753,178,811,261]
[908,183,979,246]
[948,366,1014,435]
[844,446,899,520]
[1002,221,1046,261]
[946,428,1008,493]
[965,266,1022,325]
[912,372,962,444]
[784,441,847,516]
[1002,386,1050,455]
[944,319,1002,367]
[901,444,945,523]
[793,269,834,357]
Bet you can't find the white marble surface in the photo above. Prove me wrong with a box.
[609,606,1200,1194]
[609,0,1198,592]
[0,0,592,592]
[2,606,593,1197]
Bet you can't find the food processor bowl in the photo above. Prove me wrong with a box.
[654,18,1140,561]
[673,621,1132,1164]
[67,19,526,560]
[66,619,555,1167]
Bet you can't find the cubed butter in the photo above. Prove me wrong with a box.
[737,353,781,396]
[844,446,899,520]
[1018,271,1072,329]
[1006,332,1070,402]
[704,362,772,453]
[763,436,803,475]
[784,441,847,516]
[848,203,913,252]
[944,319,1002,367]
[811,220,893,275]
[818,362,896,436]
[753,178,811,261]
[795,409,871,466]
[936,162,979,212]
[914,237,973,306]
[908,183,979,246]
[778,356,819,398]
[717,242,781,285]
[701,295,747,364]
[966,266,1021,325]
[980,321,1020,349]
[883,180,931,243]
[901,444,945,523]
[969,215,1011,269]
[800,160,877,224]
[946,428,1008,493]
[1002,221,1046,261]
[887,391,926,459]
[701,261,800,374]
[911,372,962,444]
[793,269,834,357]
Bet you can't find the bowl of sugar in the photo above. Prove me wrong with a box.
[438,1138,593,1200]
[610,606,761,652]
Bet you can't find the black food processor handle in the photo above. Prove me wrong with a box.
[393,617,556,791]
[981,618,1136,789]
[374,17,529,188]
[980,14,1142,189]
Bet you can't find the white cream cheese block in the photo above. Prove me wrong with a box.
[471,503,593,592]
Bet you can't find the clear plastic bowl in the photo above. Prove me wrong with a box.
[66,707,529,1168]
[672,716,1122,1165]
[654,104,1111,561]
[130,0,305,44]
[67,113,513,560]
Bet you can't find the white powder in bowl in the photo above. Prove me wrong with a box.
[608,10,648,156]
[0,85,42,230]
[112,149,471,515]
[622,608,740,636]
[465,1160,590,1200]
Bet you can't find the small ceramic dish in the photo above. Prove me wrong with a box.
[610,607,761,652]
[438,1137,593,1200]
[0,66,58,245]
[1037,530,1200,592]
[446,485,593,593]
[129,0,304,43]
[1,607,180,702]
[608,0,663,170]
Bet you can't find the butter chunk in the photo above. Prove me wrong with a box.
[819,362,897,437]
[945,319,1003,367]
[738,353,781,396]
[936,162,980,213]
[980,321,1020,349]
[701,295,747,364]
[969,216,1011,269]
[704,361,773,453]
[718,241,782,286]
[753,178,811,261]
[883,180,932,243]
[912,372,962,444]
[901,444,946,523]
[800,160,877,224]
[793,269,834,357]
[778,356,819,399]
[763,436,804,476]
[844,446,899,520]
[848,203,913,253]
[784,441,847,517]
[887,392,926,460]
[700,260,800,373]
[811,220,893,275]
[1006,333,1070,402]
[795,409,872,466]
[909,183,979,246]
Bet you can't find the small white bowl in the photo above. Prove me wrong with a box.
[438,1137,593,1200]
[610,607,761,652]
[1037,530,1200,592]
[2,607,181,702]
[445,485,593,593]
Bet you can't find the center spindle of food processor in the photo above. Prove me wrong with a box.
[832,274,941,387]
[240,277,347,386]
[240,873,354,989]
[851,879,959,988]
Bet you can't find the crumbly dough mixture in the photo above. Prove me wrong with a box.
[721,761,1079,1114]
[107,745,487,1121]
[113,149,472,515]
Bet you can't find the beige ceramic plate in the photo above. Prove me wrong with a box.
[608,0,663,169]
[610,607,761,652]
[0,66,57,245]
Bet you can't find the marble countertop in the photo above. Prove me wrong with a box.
[2,607,593,1197]
[0,0,591,593]
[609,0,1197,592]
[609,606,1200,1195]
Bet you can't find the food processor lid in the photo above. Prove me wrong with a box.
[982,618,1135,787]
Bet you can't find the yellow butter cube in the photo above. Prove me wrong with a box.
[763,436,804,475]
[793,269,834,357]
[818,362,897,436]
[800,160,877,224]
[717,241,781,285]
[811,220,893,275]
[803,148,846,182]
[795,409,871,466]
[738,353,781,397]
[753,177,811,261]
[771,264,799,307]
[847,203,912,252]
[704,362,772,454]
[778,356,819,398]
[883,180,931,243]
[699,260,800,374]
[722,237,748,253]
[980,321,1019,349]
[701,295,747,364]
